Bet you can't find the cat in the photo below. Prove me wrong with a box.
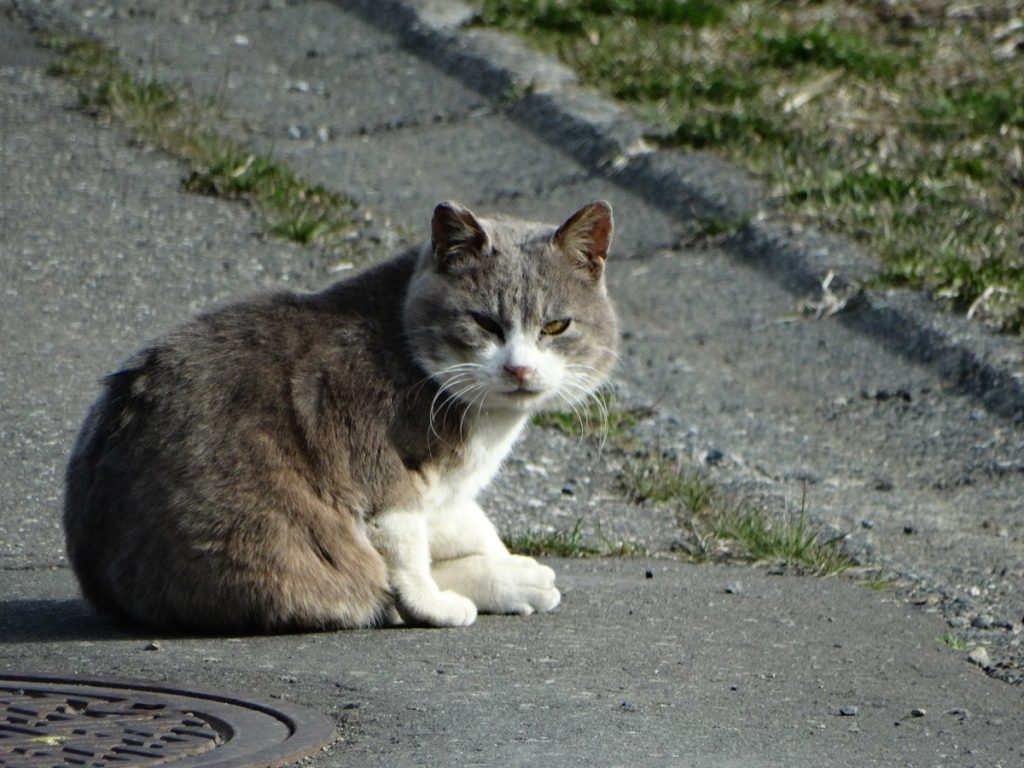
[63,200,618,633]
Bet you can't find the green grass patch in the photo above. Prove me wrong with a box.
[45,35,360,250]
[472,1,1024,334]
[532,389,652,441]
[621,453,849,574]
[504,519,600,557]
[504,518,646,558]
[920,80,1024,136]
[756,21,903,79]
[477,0,732,33]
[861,569,897,592]
[940,632,971,652]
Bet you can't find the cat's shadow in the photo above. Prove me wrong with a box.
[0,599,416,643]
[0,598,147,643]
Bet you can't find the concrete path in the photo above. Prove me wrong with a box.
[1,2,1022,766]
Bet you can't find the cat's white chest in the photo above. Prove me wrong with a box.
[425,413,527,507]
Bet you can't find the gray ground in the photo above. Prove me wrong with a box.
[1,1,1022,765]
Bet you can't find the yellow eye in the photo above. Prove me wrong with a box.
[541,318,571,336]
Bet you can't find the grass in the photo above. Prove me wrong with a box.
[940,632,971,652]
[861,568,897,592]
[504,517,647,557]
[505,519,602,557]
[473,1,1024,334]
[532,389,652,441]
[621,452,850,574]
[532,391,850,573]
[45,35,361,250]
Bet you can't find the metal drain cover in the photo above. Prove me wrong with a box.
[0,675,335,768]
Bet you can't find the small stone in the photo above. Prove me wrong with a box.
[724,583,742,594]
[967,647,991,669]
[143,640,161,651]
[286,125,304,140]
[971,614,995,629]
[704,449,724,466]
[861,519,874,529]
[619,701,637,713]
[561,485,575,496]
[948,616,969,628]
[910,708,926,718]
[903,524,916,535]
[839,706,858,717]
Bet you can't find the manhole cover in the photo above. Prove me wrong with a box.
[0,675,335,768]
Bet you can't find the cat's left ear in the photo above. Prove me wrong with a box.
[553,200,613,279]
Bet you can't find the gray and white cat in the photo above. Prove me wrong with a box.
[64,201,618,633]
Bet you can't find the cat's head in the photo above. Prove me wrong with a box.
[403,200,619,417]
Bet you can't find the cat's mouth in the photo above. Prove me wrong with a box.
[504,388,542,398]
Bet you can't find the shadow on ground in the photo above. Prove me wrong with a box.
[0,598,145,644]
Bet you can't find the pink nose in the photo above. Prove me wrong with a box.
[504,365,534,385]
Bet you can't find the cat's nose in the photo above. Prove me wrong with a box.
[504,365,534,385]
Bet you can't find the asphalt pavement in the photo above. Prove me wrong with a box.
[1,2,1022,766]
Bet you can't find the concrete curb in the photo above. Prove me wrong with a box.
[344,0,1024,421]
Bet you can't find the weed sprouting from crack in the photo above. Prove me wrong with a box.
[621,452,851,575]
[940,632,971,652]
[861,568,897,592]
[44,35,363,252]
[503,519,600,558]
[532,389,654,445]
[504,518,646,558]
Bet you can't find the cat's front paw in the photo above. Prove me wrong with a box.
[491,555,561,616]
[396,587,478,628]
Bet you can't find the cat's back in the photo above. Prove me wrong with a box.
[88,247,417,432]
[62,251,420,629]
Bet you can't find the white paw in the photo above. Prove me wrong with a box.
[397,588,478,628]
[490,555,561,615]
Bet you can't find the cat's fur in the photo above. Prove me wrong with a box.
[63,201,618,633]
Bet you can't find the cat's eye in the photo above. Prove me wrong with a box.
[469,311,505,341]
[541,318,571,336]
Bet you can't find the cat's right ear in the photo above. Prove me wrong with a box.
[431,202,489,268]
